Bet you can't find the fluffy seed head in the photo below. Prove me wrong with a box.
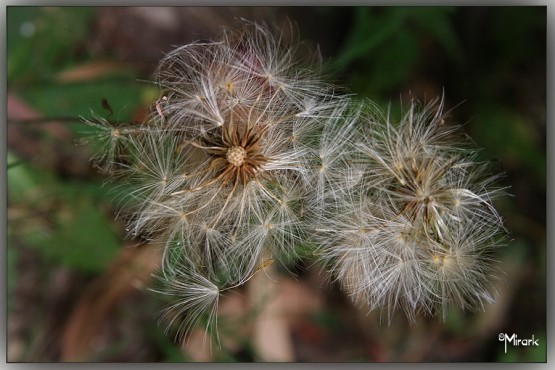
[86,21,348,343]
[84,20,508,341]
[314,97,507,322]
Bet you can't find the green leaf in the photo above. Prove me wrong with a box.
[18,79,144,131]
[7,7,96,84]
[411,7,462,62]
[471,108,545,188]
[332,8,410,70]
[21,189,121,272]
[8,153,121,272]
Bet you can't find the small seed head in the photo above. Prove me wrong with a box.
[226,146,247,167]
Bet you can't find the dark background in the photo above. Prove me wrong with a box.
[6,6,546,362]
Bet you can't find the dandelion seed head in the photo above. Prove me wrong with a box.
[315,96,507,322]
[83,18,508,340]
[85,20,350,343]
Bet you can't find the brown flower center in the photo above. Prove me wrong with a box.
[183,111,271,191]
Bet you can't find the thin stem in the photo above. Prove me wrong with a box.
[220,258,274,293]
[7,116,135,125]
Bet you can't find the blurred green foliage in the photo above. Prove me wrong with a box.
[332,7,462,97]
[8,151,121,272]
[7,7,94,83]
[473,108,545,187]
[8,7,144,128]
[7,7,138,275]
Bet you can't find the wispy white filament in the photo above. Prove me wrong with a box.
[85,22,507,343]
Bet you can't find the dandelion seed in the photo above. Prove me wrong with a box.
[151,265,221,345]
